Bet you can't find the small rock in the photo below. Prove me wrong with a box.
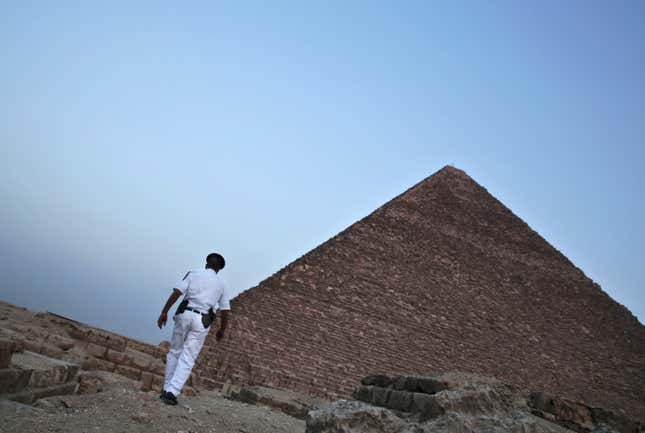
[61,397,79,409]
[77,373,104,394]
[183,387,197,397]
[131,412,152,424]
[33,399,58,410]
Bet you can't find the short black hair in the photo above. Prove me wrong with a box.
[206,253,225,270]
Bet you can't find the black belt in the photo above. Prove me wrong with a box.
[184,306,207,316]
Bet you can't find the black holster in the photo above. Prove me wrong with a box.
[175,299,188,316]
[202,308,215,328]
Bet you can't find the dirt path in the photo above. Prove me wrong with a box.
[0,373,305,433]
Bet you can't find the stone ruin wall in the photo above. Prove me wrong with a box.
[196,167,645,422]
[0,302,206,394]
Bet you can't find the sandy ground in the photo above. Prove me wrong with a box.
[0,372,305,433]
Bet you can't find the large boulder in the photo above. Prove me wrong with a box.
[307,372,640,433]
[229,384,328,419]
[306,400,409,433]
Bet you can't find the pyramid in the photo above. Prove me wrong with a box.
[197,166,644,420]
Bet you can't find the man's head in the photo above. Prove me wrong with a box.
[206,253,225,272]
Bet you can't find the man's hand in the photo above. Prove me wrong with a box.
[157,312,168,329]
[215,329,225,341]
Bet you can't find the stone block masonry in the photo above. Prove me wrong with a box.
[200,166,645,422]
[0,302,197,397]
[0,338,17,369]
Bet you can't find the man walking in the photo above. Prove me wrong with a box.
[157,253,231,405]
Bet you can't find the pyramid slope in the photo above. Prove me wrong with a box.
[200,166,644,421]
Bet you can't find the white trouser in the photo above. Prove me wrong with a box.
[164,311,209,396]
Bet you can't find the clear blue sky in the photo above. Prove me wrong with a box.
[1,1,643,343]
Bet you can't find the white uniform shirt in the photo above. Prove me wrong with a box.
[174,268,231,313]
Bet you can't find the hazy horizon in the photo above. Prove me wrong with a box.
[2,163,642,342]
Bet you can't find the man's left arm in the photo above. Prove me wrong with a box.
[216,310,229,341]
[215,287,232,341]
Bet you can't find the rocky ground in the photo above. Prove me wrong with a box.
[0,300,310,433]
[0,371,305,433]
[1,301,642,433]
[306,372,643,433]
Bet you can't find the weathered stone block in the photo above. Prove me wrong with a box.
[65,364,80,382]
[528,392,555,413]
[306,400,406,433]
[200,377,219,390]
[361,375,392,388]
[371,386,391,407]
[0,338,16,369]
[29,364,67,388]
[151,373,164,391]
[528,391,596,432]
[188,372,198,388]
[104,335,126,352]
[232,385,327,419]
[11,338,25,353]
[83,330,126,352]
[39,344,65,360]
[21,339,42,354]
[0,368,33,394]
[86,343,107,359]
[67,325,88,341]
[116,365,141,381]
[85,330,106,346]
[412,392,445,421]
[46,334,75,351]
[152,347,166,359]
[387,389,413,411]
[10,351,79,389]
[354,385,373,402]
[140,371,154,391]
[150,360,165,376]
[124,350,151,371]
[392,376,409,390]
[222,380,241,398]
[12,381,78,404]
[238,387,258,403]
[393,375,450,394]
[82,356,115,372]
[158,341,171,351]
[415,377,450,394]
[105,349,126,364]
[222,380,231,395]
[77,373,104,394]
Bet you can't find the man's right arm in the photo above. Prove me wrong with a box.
[158,271,191,329]
[157,289,182,329]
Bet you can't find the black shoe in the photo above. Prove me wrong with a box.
[160,390,166,400]
[161,391,178,406]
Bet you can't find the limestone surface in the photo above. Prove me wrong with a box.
[306,372,643,433]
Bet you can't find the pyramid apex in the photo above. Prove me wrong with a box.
[436,165,469,178]
[403,165,476,197]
